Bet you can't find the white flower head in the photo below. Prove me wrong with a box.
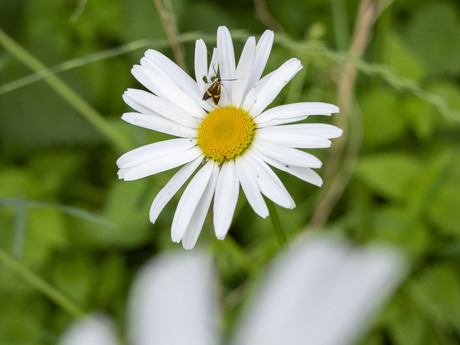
[117,26,342,249]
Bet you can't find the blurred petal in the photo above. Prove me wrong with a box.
[233,236,406,345]
[60,315,118,345]
[128,251,218,345]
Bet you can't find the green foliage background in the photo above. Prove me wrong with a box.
[1,0,460,343]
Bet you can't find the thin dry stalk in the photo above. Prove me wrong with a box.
[153,0,187,72]
[253,0,284,32]
[310,0,391,227]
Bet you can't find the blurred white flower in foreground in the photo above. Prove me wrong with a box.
[60,236,406,345]
[116,26,341,249]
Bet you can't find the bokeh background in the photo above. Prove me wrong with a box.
[1,0,460,344]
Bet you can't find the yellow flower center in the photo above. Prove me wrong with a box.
[197,106,256,164]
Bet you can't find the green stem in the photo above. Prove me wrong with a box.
[0,28,131,153]
[267,200,287,248]
[215,235,256,277]
[0,248,85,318]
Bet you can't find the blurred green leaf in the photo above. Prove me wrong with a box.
[427,156,460,237]
[381,32,424,81]
[382,293,429,345]
[23,208,67,268]
[361,89,408,149]
[0,297,46,345]
[50,254,93,307]
[404,2,460,78]
[357,152,419,200]
[372,207,429,256]
[408,264,460,335]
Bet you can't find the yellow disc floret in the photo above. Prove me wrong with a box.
[197,106,256,164]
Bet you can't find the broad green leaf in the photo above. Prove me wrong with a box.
[0,297,45,344]
[371,207,429,256]
[361,89,408,148]
[50,254,93,307]
[23,208,67,268]
[356,152,419,200]
[70,179,154,248]
[381,32,424,80]
[428,154,460,238]
[0,168,47,199]
[91,254,126,310]
[381,293,429,345]
[404,3,460,77]
[402,97,441,141]
[407,264,460,334]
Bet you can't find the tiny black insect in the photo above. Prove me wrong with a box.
[202,78,223,105]
[202,63,236,105]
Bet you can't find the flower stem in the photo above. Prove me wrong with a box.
[0,248,85,318]
[0,28,131,153]
[267,200,287,248]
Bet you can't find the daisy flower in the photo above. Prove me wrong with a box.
[117,26,341,249]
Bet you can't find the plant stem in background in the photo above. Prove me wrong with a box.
[267,200,287,248]
[0,28,132,153]
[153,0,187,72]
[253,0,284,32]
[0,248,85,318]
[310,0,393,228]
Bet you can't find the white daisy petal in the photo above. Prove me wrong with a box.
[245,152,295,209]
[259,123,342,139]
[219,84,230,106]
[257,131,331,149]
[144,49,203,101]
[213,160,239,240]
[119,147,202,181]
[232,36,256,106]
[217,26,236,93]
[243,58,303,116]
[122,112,196,138]
[253,149,323,187]
[235,156,269,218]
[181,165,219,249]
[195,39,208,93]
[246,30,274,90]
[208,47,219,78]
[171,162,215,243]
[255,102,340,127]
[123,89,200,128]
[150,157,202,224]
[132,64,206,118]
[257,124,343,148]
[253,139,322,169]
[117,138,196,168]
